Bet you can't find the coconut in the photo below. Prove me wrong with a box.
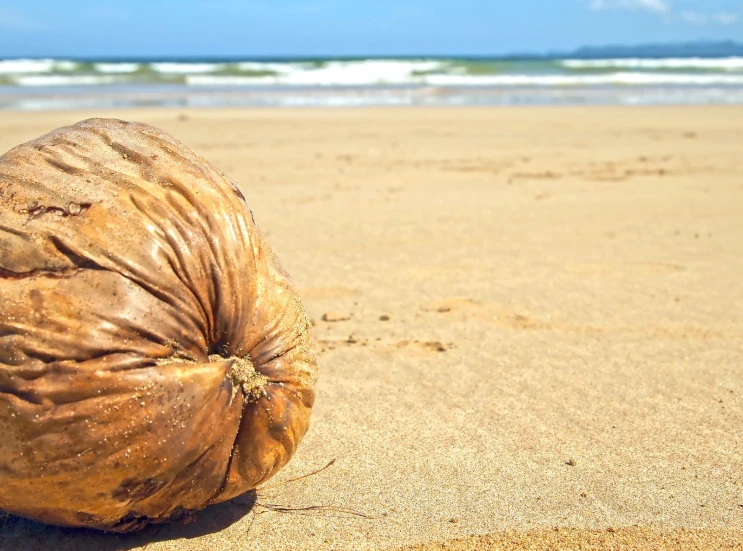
[0,118,317,532]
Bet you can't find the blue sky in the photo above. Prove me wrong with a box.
[0,0,741,57]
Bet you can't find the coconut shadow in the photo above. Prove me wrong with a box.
[0,490,258,551]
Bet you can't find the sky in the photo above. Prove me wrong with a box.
[0,0,742,58]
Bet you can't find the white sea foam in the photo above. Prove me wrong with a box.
[187,71,743,88]
[187,60,445,86]
[186,76,270,86]
[14,75,120,86]
[95,63,140,73]
[290,60,443,85]
[561,57,743,70]
[150,62,226,74]
[0,59,78,74]
[236,61,299,73]
[4,56,743,108]
[425,72,743,86]
[4,57,743,85]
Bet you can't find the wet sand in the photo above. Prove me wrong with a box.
[0,106,742,550]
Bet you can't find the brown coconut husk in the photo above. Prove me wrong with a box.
[0,118,317,532]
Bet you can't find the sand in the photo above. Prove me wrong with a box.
[0,106,741,550]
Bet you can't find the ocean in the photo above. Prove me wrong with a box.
[2,56,743,110]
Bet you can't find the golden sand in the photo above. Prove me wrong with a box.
[0,106,741,550]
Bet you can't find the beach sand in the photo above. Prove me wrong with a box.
[0,106,741,550]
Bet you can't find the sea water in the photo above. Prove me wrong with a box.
[2,56,743,110]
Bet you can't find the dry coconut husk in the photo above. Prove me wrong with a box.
[0,118,318,532]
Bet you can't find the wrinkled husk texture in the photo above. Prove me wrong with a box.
[0,119,317,532]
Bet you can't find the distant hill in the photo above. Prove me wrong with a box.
[567,40,743,59]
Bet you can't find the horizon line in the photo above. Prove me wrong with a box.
[2,39,743,62]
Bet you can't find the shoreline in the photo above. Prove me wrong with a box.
[1,101,742,117]
[2,83,743,111]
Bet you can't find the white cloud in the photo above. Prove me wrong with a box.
[680,10,706,24]
[680,10,739,25]
[589,0,670,14]
[589,1,740,25]
[714,12,739,24]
